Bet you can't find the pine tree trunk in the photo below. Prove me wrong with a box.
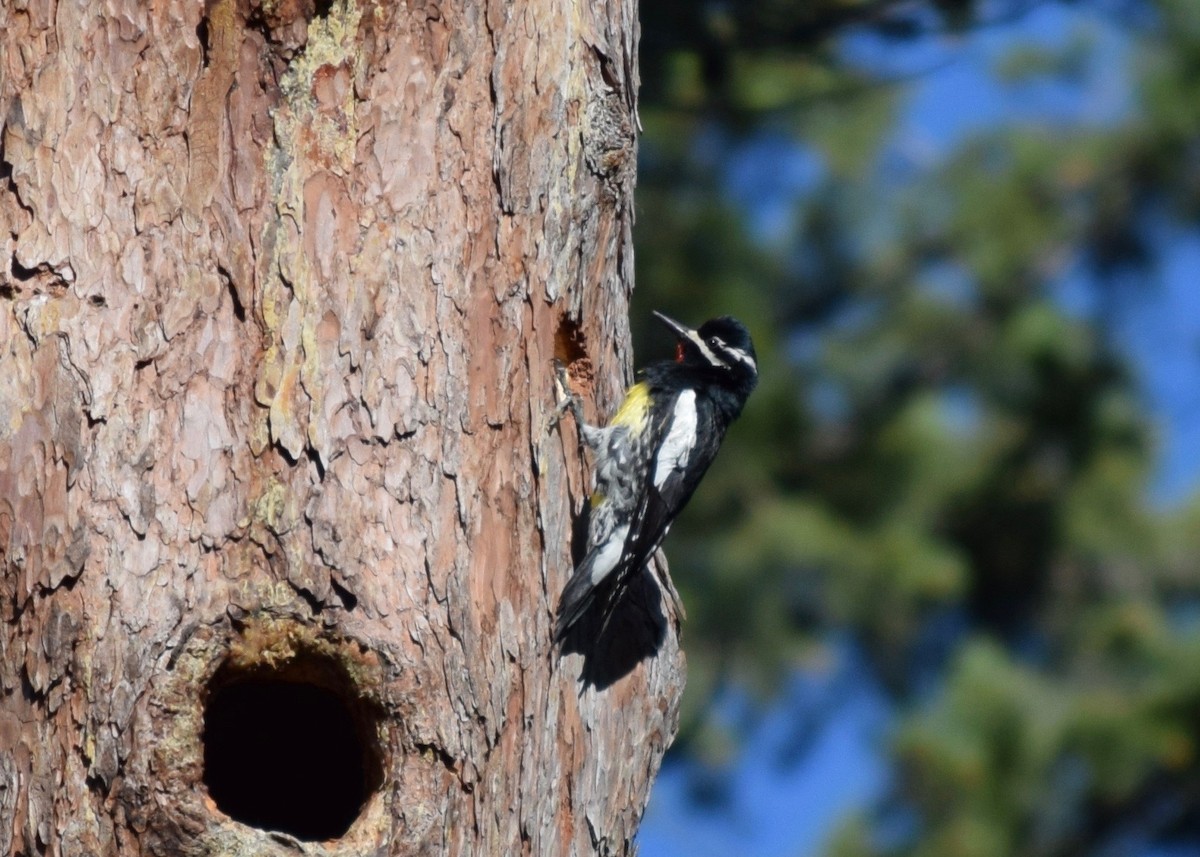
[0,1,684,854]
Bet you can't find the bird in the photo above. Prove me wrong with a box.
[554,311,758,643]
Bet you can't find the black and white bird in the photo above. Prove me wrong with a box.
[554,311,758,642]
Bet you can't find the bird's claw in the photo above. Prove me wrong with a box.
[549,359,583,430]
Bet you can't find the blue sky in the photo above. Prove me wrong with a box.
[640,641,890,857]
[638,3,1200,855]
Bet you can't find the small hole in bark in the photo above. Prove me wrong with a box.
[10,255,40,283]
[196,16,210,68]
[555,315,594,390]
[202,650,383,841]
[554,315,588,366]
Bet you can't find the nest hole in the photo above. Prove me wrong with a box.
[202,649,384,841]
[554,315,588,367]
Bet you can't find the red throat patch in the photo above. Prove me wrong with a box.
[675,342,686,363]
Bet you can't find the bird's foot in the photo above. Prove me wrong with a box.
[549,359,584,433]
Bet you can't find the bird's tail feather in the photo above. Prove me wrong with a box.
[555,557,600,643]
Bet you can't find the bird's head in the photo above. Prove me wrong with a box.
[653,311,758,398]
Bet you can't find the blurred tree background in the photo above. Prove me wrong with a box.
[631,1,1200,855]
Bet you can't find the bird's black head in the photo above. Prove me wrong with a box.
[653,312,759,404]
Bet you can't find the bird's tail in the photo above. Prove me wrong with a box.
[554,557,600,643]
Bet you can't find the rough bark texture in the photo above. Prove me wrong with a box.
[0,1,685,855]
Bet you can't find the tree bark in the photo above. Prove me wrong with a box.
[0,1,684,855]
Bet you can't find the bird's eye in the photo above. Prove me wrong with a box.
[708,336,722,348]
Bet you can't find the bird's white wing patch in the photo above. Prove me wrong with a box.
[653,390,698,489]
[589,524,630,584]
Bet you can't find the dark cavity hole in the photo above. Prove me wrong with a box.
[10,255,40,283]
[196,16,210,68]
[202,652,383,841]
[554,315,587,366]
[314,0,334,19]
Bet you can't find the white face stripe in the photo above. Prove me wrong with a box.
[685,331,722,367]
[654,390,698,488]
[689,331,756,373]
[724,345,757,372]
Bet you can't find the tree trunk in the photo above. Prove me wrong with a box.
[0,1,684,855]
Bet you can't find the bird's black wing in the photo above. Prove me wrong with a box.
[601,390,723,621]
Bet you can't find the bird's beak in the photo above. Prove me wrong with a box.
[652,310,697,341]
[653,311,706,364]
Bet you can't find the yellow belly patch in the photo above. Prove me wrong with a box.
[609,382,650,435]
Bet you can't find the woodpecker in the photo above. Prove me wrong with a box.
[554,311,758,643]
